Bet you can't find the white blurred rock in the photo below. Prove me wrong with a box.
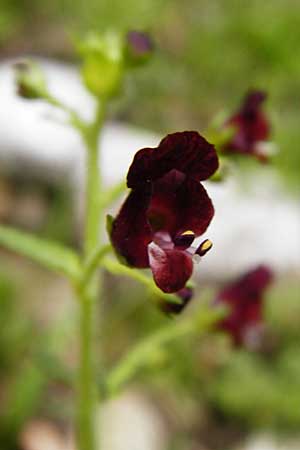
[238,434,300,450]
[20,420,75,450]
[0,58,299,279]
[199,175,300,280]
[20,392,167,450]
[98,391,168,450]
[0,58,156,187]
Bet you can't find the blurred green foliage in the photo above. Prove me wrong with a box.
[0,273,43,449]
[0,0,299,189]
[102,276,300,440]
[2,270,299,446]
[0,271,72,449]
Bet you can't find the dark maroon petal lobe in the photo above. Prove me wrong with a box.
[216,265,273,345]
[127,131,219,188]
[111,187,153,268]
[147,170,214,237]
[160,287,193,314]
[225,90,270,156]
[148,242,193,293]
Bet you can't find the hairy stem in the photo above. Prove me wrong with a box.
[77,285,97,450]
[76,101,105,450]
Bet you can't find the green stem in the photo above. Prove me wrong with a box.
[83,103,105,256]
[82,244,112,284]
[76,101,106,450]
[44,93,86,131]
[106,306,224,396]
[77,286,97,450]
[84,143,101,255]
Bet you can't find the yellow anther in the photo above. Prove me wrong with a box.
[182,230,194,236]
[197,239,213,257]
[201,239,213,251]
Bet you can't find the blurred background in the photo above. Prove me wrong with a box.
[0,1,300,449]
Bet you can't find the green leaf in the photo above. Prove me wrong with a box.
[0,225,80,279]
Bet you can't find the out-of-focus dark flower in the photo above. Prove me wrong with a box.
[125,31,154,65]
[215,265,273,346]
[222,90,270,161]
[110,131,218,294]
[14,60,47,99]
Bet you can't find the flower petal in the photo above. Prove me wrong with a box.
[147,170,214,237]
[111,187,152,268]
[148,241,193,293]
[127,131,219,188]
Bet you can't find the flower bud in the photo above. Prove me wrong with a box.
[125,30,154,66]
[79,32,123,98]
[14,60,47,99]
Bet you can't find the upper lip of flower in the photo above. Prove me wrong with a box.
[127,131,219,188]
[111,131,218,294]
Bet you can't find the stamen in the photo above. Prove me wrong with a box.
[192,254,201,264]
[174,230,195,249]
[196,239,213,257]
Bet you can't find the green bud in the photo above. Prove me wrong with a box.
[14,60,48,99]
[81,54,123,98]
[79,31,124,98]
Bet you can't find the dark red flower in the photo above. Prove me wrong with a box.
[111,131,218,294]
[223,90,270,161]
[215,265,273,346]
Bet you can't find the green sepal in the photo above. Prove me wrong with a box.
[78,31,124,98]
[14,60,48,100]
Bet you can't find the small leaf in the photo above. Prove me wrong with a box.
[0,225,80,279]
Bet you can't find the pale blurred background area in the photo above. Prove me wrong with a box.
[0,1,300,450]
